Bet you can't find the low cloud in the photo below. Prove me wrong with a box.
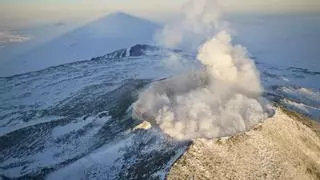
[0,31,31,46]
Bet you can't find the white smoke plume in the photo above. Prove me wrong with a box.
[133,0,270,140]
[154,0,227,51]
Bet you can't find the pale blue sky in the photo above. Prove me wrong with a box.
[1,0,319,29]
[0,0,186,29]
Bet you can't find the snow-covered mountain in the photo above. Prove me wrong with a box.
[0,45,188,179]
[0,12,161,77]
[0,44,319,179]
[1,10,320,179]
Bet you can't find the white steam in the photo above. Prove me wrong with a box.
[154,0,225,50]
[133,0,269,140]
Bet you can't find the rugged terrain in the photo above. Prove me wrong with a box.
[1,44,319,179]
[168,107,320,180]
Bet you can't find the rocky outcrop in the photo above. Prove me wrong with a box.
[168,108,320,180]
[91,44,159,60]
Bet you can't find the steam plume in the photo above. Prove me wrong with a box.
[133,0,269,140]
[154,0,226,50]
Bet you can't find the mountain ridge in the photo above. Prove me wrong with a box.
[0,44,163,78]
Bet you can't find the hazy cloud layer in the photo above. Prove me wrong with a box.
[0,31,31,46]
[1,0,319,29]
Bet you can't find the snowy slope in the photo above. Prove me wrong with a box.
[0,45,189,179]
[0,43,319,179]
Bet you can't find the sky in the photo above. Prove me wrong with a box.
[1,0,320,30]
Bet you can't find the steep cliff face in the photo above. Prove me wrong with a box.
[168,108,320,180]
